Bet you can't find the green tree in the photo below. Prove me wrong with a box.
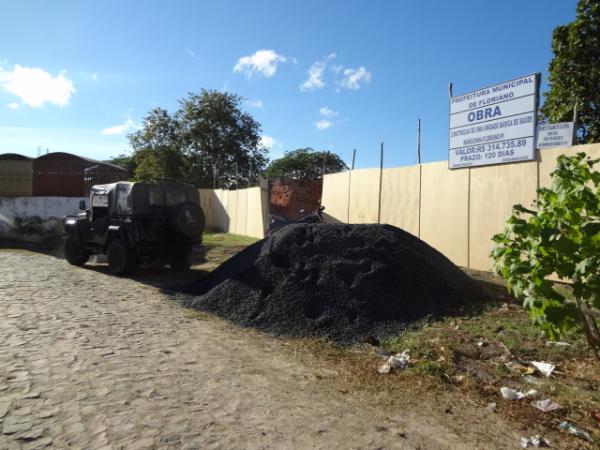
[129,91,267,188]
[177,90,267,188]
[262,148,347,180]
[128,108,189,182]
[104,153,136,179]
[540,0,600,143]
[491,153,600,354]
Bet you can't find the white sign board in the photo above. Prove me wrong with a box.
[537,122,574,149]
[449,74,539,169]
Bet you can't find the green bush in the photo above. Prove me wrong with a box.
[491,152,600,354]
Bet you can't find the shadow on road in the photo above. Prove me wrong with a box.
[0,239,217,291]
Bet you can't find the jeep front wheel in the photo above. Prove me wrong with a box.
[170,250,193,272]
[107,239,135,275]
[64,237,90,266]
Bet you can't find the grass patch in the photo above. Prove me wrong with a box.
[203,229,260,247]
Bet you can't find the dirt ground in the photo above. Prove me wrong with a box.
[0,247,530,450]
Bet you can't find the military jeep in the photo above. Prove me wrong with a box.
[63,181,205,275]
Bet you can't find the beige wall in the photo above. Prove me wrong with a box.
[321,171,350,223]
[420,161,470,267]
[198,185,267,239]
[469,161,538,271]
[349,168,380,223]
[0,160,33,197]
[380,166,421,236]
[320,143,600,272]
[538,143,600,189]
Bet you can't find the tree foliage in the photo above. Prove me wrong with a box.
[178,90,267,187]
[491,153,600,354]
[540,0,600,143]
[262,148,348,180]
[129,108,188,182]
[128,90,267,187]
[104,153,136,179]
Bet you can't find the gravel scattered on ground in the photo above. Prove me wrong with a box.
[185,223,483,344]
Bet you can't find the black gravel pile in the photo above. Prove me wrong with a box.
[185,223,482,344]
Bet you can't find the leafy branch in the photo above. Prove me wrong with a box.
[491,152,600,355]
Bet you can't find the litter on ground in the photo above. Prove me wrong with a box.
[532,399,562,413]
[559,421,593,442]
[505,361,535,375]
[500,387,537,401]
[378,351,410,374]
[520,435,550,448]
[530,361,555,377]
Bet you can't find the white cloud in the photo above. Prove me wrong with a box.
[91,73,98,81]
[315,119,333,131]
[234,50,289,78]
[245,99,263,108]
[339,66,372,90]
[186,49,202,62]
[102,118,136,136]
[300,53,336,92]
[319,106,338,118]
[260,134,278,150]
[0,64,75,107]
[331,65,343,75]
[7,102,19,109]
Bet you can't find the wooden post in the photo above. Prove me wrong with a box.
[573,102,578,143]
[377,142,384,224]
[417,118,421,164]
[322,151,329,178]
[234,162,238,190]
[346,149,356,223]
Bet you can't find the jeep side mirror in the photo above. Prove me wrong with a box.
[79,200,86,210]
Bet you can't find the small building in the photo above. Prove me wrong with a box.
[0,153,34,197]
[32,152,127,197]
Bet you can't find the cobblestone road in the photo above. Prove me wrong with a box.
[0,249,516,449]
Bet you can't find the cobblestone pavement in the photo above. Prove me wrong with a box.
[0,249,516,449]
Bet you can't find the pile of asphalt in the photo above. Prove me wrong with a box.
[184,223,482,344]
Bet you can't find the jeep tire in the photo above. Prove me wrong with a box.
[170,250,193,272]
[64,236,90,266]
[170,202,205,239]
[107,238,135,275]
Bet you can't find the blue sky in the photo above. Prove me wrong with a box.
[0,0,577,169]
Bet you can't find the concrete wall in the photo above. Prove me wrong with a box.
[321,143,600,270]
[0,196,85,241]
[199,185,268,239]
[0,160,33,197]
